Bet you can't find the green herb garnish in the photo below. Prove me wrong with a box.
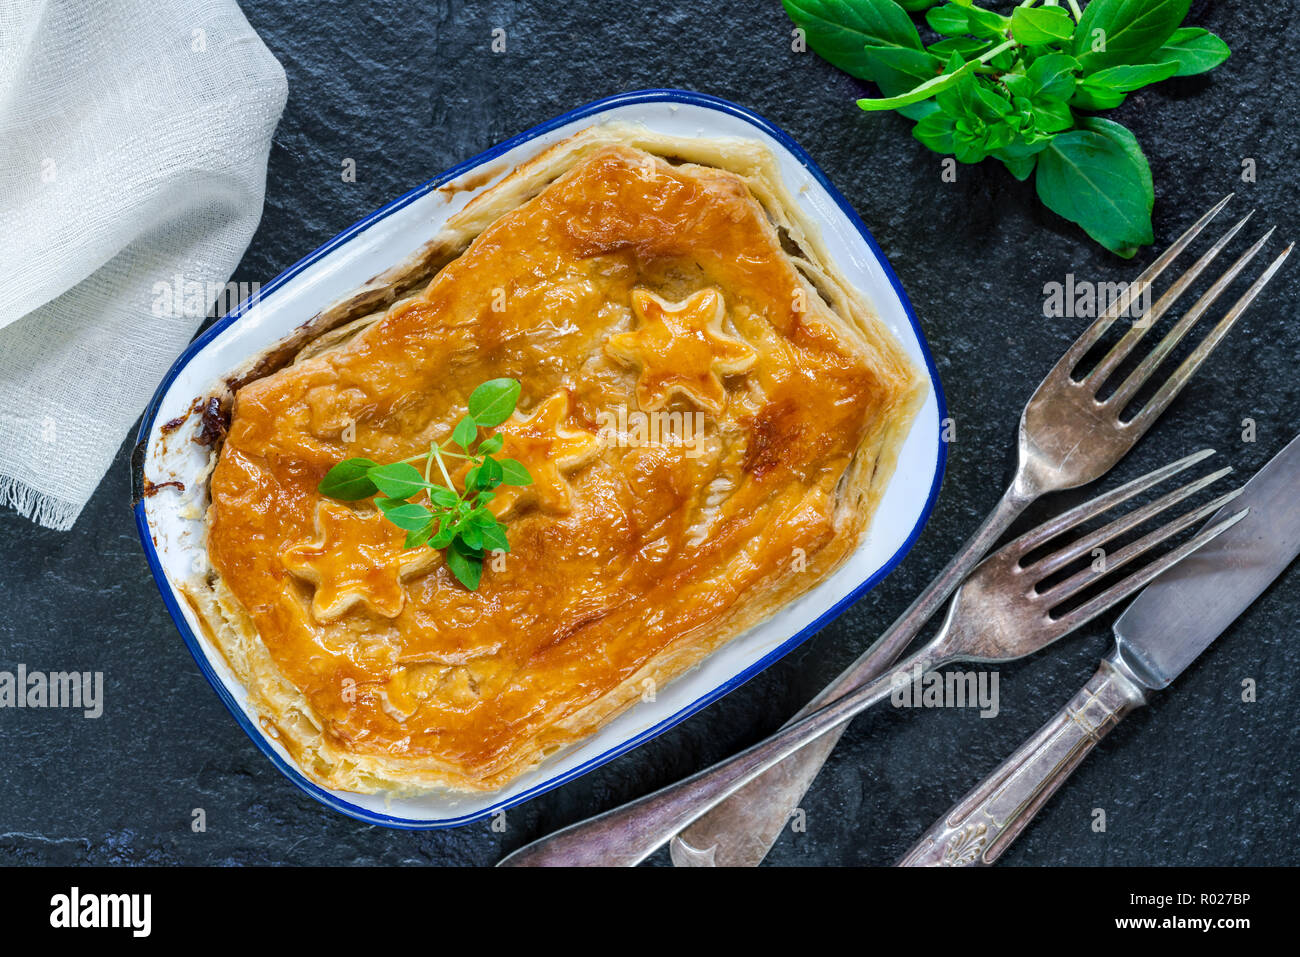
[785,0,1230,256]
[317,378,533,591]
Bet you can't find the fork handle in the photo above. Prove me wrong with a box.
[498,642,953,867]
[672,481,1034,867]
[897,651,1148,867]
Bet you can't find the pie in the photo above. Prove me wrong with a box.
[182,123,926,794]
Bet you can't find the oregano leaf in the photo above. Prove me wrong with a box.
[404,522,435,549]
[375,498,435,531]
[467,378,521,427]
[368,462,428,499]
[446,539,484,591]
[498,458,533,486]
[480,522,510,553]
[318,458,380,500]
[451,415,478,450]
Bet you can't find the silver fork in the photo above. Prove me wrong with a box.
[498,451,1247,866]
[671,197,1293,867]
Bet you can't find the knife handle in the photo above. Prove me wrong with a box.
[897,652,1148,867]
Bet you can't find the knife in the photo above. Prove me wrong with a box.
[897,433,1300,866]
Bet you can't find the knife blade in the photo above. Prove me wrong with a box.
[898,434,1300,866]
[1113,431,1300,689]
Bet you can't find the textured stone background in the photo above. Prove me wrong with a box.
[1,0,1296,866]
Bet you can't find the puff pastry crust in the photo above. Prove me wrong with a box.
[189,124,926,794]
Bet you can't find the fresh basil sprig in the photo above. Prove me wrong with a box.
[317,378,533,591]
[785,0,1230,257]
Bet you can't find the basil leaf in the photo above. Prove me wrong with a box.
[967,4,1010,39]
[498,458,533,486]
[1072,60,1178,109]
[1082,60,1180,92]
[899,100,939,121]
[782,0,923,80]
[927,37,991,59]
[1031,98,1074,133]
[973,81,1012,120]
[375,498,435,531]
[1153,27,1230,77]
[1001,72,1032,98]
[861,43,949,117]
[477,433,504,455]
[863,44,942,83]
[992,145,1042,182]
[466,378,521,427]
[445,541,484,591]
[913,111,956,153]
[1035,121,1153,257]
[429,524,457,549]
[1081,116,1154,208]
[929,62,981,117]
[317,458,380,500]
[1071,86,1127,111]
[1010,6,1074,46]
[951,115,992,163]
[982,119,1016,153]
[1074,0,1191,70]
[924,3,968,36]
[368,462,428,499]
[1026,53,1080,101]
[927,2,1006,39]
[449,415,477,449]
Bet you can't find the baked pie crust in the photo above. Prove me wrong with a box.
[183,123,927,794]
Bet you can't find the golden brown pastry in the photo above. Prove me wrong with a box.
[187,124,926,794]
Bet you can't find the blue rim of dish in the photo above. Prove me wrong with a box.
[133,88,948,829]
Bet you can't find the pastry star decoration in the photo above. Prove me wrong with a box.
[283,500,437,622]
[604,287,757,416]
[483,390,604,519]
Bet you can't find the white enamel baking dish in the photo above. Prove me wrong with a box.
[132,89,947,827]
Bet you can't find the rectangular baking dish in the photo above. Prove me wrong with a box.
[132,89,947,828]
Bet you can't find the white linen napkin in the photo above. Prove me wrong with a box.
[0,0,286,529]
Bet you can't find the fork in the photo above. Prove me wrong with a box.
[671,197,1293,867]
[498,451,1247,866]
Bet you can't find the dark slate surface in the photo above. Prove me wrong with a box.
[1,1,1296,867]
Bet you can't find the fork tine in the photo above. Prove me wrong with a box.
[1107,226,1275,410]
[1085,212,1255,389]
[1028,466,1233,581]
[1049,506,1250,634]
[1129,243,1294,434]
[1010,448,1215,553]
[1040,485,1242,603]
[1055,194,1234,373]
